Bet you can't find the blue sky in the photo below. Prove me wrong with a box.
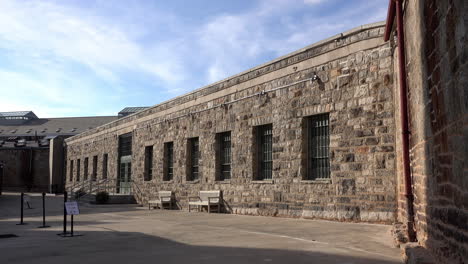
[0,0,388,117]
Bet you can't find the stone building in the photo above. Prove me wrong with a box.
[66,22,398,223]
[64,1,467,262]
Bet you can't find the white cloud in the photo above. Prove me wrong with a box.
[304,0,325,4]
[0,0,388,117]
[0,0,187,86]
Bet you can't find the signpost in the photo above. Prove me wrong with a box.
[61,201,82,237]
[65,201,80,215]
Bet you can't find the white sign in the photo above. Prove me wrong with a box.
[65,201,80,215]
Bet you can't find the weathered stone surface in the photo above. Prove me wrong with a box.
[65,23,397,223]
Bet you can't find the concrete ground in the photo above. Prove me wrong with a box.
[0,192,402,264]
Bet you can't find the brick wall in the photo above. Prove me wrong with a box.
[398,0,468,263]
[65,23,399,223]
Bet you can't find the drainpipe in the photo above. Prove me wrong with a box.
[386,0,417,242]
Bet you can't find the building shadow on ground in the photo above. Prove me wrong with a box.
[0,228,402,264]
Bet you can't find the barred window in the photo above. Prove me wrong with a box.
[187,137,199,181]
[102,154,108,179]
[254,124,273,180]
[305,113,330,180]
[144,146,153,181]
[216,132,231,181]
[69,160,74,182]
[92,156,98,181]
[76,159,81,182]
[164,142,174,181]
[84,157,88,180]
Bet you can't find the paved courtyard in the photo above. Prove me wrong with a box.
[0,192,402,264]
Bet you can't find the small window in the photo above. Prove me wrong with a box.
[163,142,174,181]
[186,137,200,181]
[69,160,74,182]
[254,124,273,180]
[76,159,81,181]
[144,146,153,181]
[304,113,330,180]
[216,132,231,181]
[84,157,88,180]
[92,156,98,181]
[102,154,108,179]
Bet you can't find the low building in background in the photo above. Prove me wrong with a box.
[0,111,118,193]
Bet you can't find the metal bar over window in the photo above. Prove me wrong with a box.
[164,142,174,181]
[84,157,88,180]
[144,146,153,181]
[258,124,273,180]
[307,114,330,180]
[220,132,231,180]
[102,154,108,179]
[69,160,74,182]
[190,138,199,180]
[76,159,80,181]
[92,156,98,181]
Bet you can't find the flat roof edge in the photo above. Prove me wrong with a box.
[66,21,386,143]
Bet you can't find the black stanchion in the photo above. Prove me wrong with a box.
[37,192,50,228]
[71,215,74,237]
[16,192,27,225]
[57,191,69,236]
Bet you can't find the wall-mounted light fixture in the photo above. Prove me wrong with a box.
[312,72,321,82]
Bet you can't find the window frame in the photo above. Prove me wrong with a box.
[303,113,331,180]
[186,137,200,181]
[69,160,74,182]
[76,159,81,182]
[102,154,108,179]
[92,155,98,181]
[253,124,273,181]
[163,142,174,181]
[84,157,89,181]
[216,131,232,181]
[144,145,153,181]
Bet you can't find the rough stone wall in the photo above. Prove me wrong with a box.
[0,149,50,192]
[66,23,398,223]
[398,0,468,263]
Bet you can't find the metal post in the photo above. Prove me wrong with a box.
[71,215,74,237]
[0,163,3,196]
[16,192,27,225]
[63,191,67,234]
[38,192,50,228]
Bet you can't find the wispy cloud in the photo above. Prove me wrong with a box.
[304,0,326,5]
[0,0,388,117]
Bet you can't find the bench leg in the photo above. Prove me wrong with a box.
[218,204,220,213]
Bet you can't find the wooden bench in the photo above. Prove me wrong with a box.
[148,191,173,210]
[188,190,222,213]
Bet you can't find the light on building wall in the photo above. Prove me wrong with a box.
[312,72,321,82]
